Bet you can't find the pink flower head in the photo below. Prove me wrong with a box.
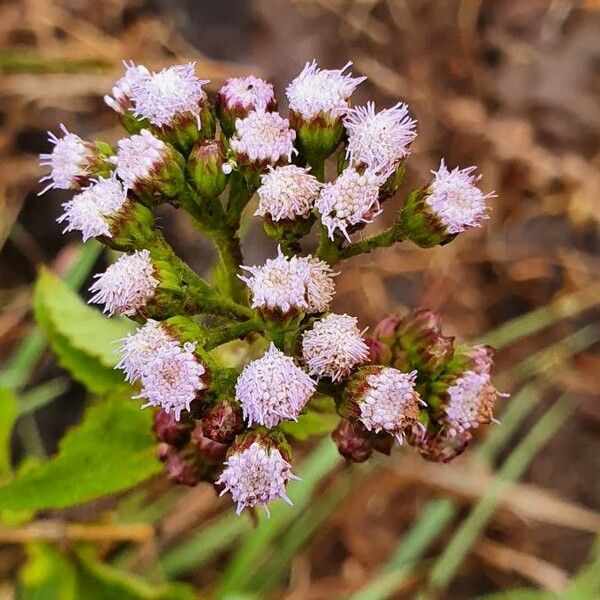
[344,102,417,173]
[104,61,151,114]
[57,175,127,241]
[235,343,316,428]
[230,110,296,166]
[444,370,503,435]
[286,60,366,120]
[216,441,300,516]
[315,167,384,241]
[358,368,422,443]
[129,62,209,128]
[255,165,321,221]
[302,313,370,381]
[426,160,496,234]
[39,125,99,194]
[135,341,207,420]
[219,76,275,113]
[89,249,158,316]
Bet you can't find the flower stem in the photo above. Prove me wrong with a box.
[339,221,407,261]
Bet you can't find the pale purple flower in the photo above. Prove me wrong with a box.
[344,102,417,173]
[235,343,316,428]
[57,175,127,241]
[129,63,209,127]
[89,249,158,316]
[286,60,366,120]
[240,247,311,315]
[315,167,383,241]
[135,341,207,420]
[230,110,296,166]
[39,124,98,194]
[302,256,337,313]
[216,441,300,516]
[444,370,502,435]
[426,159,495,234]
[255,165,321,221]
[116,320,176,382]
[104,61,151,114]
[302,313,369,382]
[359,368,422,443]
[219,76,275,112]
[240,249,336,315]
[113,129,169,190]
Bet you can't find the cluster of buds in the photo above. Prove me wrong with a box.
[39,59,501,516]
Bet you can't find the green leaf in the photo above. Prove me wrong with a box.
[0,397,161,510]
[0,388,17,475]
[33,267,134,393]
[280,409,339,441]
[18,545,194,600]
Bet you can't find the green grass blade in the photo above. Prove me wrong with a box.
[427,395,574,594]
[350,499,456,600]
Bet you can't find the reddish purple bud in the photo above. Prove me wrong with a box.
[407,425,472,463]
[164,450,200,486]
[364,337,392,365]
[201,398,245,445]
[152,409,194,447]
[156,442,172,463]
[373,315,402,345]
[332,419,373,463]
[191,424,229,462]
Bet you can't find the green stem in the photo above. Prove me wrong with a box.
[210,227,247,303]
[203,319,263,350]
[339,222,407,261]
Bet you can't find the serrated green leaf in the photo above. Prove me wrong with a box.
[0,388,17,475]
[35,267,135,367]
[33,269,131,393]
[0,397,161,510]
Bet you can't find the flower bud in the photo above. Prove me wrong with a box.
[190,424,229,462]
[372,315,402,346]
[407,424,472,463]
[152,409,194,447]
[401,160,495,248]
[364,337,392,365]
[217,76,277,137]
[113,130,185,203]
[286,60,365,164]
[342,366,422,443]
[332,418,373,463]
[216,431,299,516]
[156,442,172,463]
[163,449,201,487]
[201,398,244,445]
[187,139,228,199]
[39,125,114,194]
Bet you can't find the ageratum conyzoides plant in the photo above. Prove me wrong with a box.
[39,60,506,516]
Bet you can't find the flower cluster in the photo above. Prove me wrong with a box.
[39,59,501,516]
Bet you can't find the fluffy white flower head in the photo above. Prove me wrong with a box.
[426,159,495,234]
[114,129,168,189]
[216,441,299,516]
[359,368,421,443]
[240,249,336,315]
[89,249,158,316]
[135,342,206,420]
[445,370,500,435]
[116,320,176,383]
[57,176,127,241]
[255,165,321,221]
[344,102,417,173]
[220,76,275,112]
[230,110,296,165]
[235,343,316,428]
[302,313,369,382]
[104,61,151,113]
[240,247,310,314]
[316,167,383,241]
[129,63,208,127]
[39,124,96,194]
[286,60,366,120]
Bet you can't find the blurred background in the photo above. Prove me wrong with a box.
[0,0,599,598]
